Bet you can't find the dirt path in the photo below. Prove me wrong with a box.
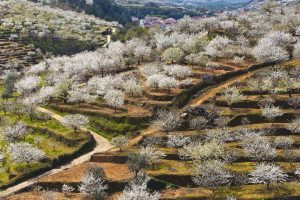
[1,107,113,197]
[187,71,253,107]
[103,27,116,48]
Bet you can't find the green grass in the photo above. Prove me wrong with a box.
[45,105,147,140]
[0,107,91,187]
[215,182,300,199]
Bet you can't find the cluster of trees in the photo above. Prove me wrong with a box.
[11,38,149,111]
[1,1,299,197]
[247,66,300,96]
[0,73,92,173]
[141,63,193,93]
[7,1,299,117]
[152,2,300,65]
[146,103,300,189]
[0,119,46,173]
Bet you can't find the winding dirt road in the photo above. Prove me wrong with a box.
[1,107,113,198]
[187,72,253,107]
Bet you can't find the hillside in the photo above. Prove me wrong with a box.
[0,0,299,199]
[35,0,203,25]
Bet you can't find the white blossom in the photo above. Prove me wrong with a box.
[119,173,160,200]
[260,105,284,121]
[192,160,232,189]
[151,110,182,132]
[179,140,224,161]
[249,163,288,187]
[62,114,89,133]
[167,133,191,148]
[140,145,166,165]
[79,168,107,199]
[103,89,125,111]
[15,75,40,95]
[242,136,276,161]
[7,142,45,165]
[2,122,28,142]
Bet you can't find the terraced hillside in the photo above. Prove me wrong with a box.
[39,56,255,140]
[4,58,300,199]
[0,0,117,57]
[0,30,42,72]
[0,87,94,191]
[0,1,299,199]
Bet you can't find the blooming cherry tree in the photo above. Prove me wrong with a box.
[79,167,107,200]
[111,135,129,151]
[7,142,45,166]
[140,145,166,166]
[151,110,182,132]
[2,122,29,143]
[242,136,276,161]
[62,114,89,133]
[162,47,184,63]
[260,104,284,123]
[119,173,160,200]
[104,89,125,112]
[192,160,232,189]
[221,86,245,108]
[249,163,288,188]
[15,75,40,96]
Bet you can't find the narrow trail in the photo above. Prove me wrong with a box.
[103,27,116,48]
[187,71,252,107]
[1,107,113,197]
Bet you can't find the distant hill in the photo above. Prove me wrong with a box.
[36,0,203,25]
[116,0,252,7]
[116,0,253,13]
